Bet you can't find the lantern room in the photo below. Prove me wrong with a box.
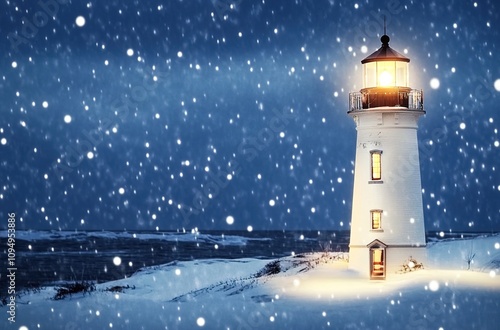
[361,35,409,89]
[349,34,423,112]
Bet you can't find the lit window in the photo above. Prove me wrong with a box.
[370,150,382,180]
[371,210,382,230]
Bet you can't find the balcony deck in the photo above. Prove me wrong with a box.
[349,88,424,112]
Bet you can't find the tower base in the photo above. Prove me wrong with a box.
[349,245,426,279]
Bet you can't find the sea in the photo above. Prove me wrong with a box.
[0,230,489,294]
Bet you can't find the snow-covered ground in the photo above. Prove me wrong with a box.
[3,235,500,329]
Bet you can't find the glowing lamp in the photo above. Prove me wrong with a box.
[378,70,393,86]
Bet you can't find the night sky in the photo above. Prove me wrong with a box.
[1,0,499,232]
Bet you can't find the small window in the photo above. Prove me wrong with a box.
[370,150,382,180]
[371,210,382,230]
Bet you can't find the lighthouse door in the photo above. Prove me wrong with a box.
[370,248,386,279]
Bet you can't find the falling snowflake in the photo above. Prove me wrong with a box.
[113,257,121,266]
[75,16,86,27]
[430,78,440,89]
[196,317,205,327]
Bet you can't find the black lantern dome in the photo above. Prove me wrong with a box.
[361,35,409,64]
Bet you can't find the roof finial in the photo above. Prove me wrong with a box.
[381,15,390,46]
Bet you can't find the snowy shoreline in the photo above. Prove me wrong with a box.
[0,229,273,246]
[1,235,499,329]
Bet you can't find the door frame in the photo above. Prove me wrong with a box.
[367,239,387,280]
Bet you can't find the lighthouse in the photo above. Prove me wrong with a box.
[347,33,426,279]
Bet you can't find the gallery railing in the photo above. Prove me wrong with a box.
[349,88,424,112]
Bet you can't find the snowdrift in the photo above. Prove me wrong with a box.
[2,235,499,329]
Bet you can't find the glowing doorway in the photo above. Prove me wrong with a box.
[370,248,386,279]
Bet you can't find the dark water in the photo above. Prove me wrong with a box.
[0,230,489,295]
[1,230,349,294]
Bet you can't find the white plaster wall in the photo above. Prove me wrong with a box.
[348,247,370,277]
[349,109,426,247]
[348,108,426,275]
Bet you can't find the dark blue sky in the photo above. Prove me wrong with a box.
[1,0,499,232]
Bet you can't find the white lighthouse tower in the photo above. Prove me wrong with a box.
[347,33,426,279]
